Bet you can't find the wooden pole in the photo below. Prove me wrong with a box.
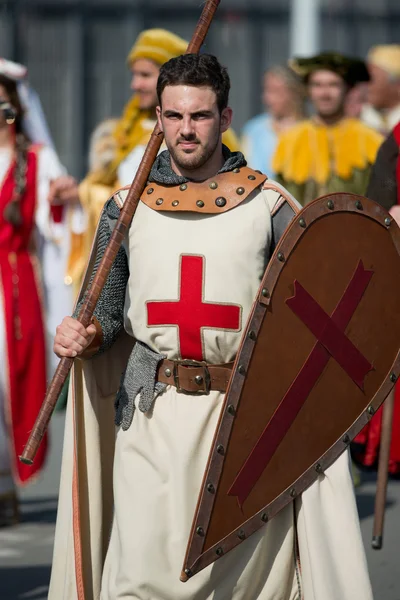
[20,0,221,465]
[371,389,395,549]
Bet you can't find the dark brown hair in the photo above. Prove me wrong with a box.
[0,75,30,226]
[157,53,230,113]
[0,74,26,136]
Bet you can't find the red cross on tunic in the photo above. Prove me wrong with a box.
[146,254,242,361]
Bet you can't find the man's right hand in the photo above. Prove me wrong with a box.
[54,316,97,358]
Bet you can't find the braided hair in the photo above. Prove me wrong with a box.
[0,74,30,226]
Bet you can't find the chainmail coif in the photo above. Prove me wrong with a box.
[148,144,247,185]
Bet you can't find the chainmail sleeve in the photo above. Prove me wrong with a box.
[74,196,129,355]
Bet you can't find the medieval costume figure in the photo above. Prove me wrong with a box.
[241,65,306,177]
[0,60,74,525]
[72,29,240,291]
[67,118,118,296]
[273,52,383,206]
[352,121,400,475]
[50,54,372,600]
[361,45,400,136]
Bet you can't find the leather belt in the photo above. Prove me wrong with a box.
[157,359,233,395]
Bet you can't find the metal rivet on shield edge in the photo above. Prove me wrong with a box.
[196,526,205,537]
[327,200,334,210]
[355,200,363,210]
[343,434,350,444]
[385,217,391,227]
[277,252,285,262]
[216,547,224,556]
[368,406,375,416]
[315,463,323,474]
[227,404,236,416]
[238,365,246,375]
[261,513,268,522]
[184,568,192,578]
[248,330,257,341]
[290,488,296,498]
[237,529,246,540]
[216,444,225,455]
[207,483,215,494]
[299,218,306,228]
[262,288,270,298]
[390,373,397,383]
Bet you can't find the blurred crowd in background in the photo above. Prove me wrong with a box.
[0,17,399,525]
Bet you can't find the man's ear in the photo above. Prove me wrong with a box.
[220,107,233,133]
[156,106,163,132]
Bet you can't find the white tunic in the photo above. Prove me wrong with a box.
[98,186,372,600]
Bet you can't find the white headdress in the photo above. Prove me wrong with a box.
[0,57,55,148]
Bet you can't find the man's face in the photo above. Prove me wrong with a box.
[262,72,295,119]
[130,58,160,110]
[367,63,400,110]
[308,70,348,118]
[156,84,232,173]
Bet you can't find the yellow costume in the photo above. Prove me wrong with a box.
[273,118,383,205]
[70,29,239,292]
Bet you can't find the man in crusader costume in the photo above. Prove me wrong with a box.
[50,54,372,600]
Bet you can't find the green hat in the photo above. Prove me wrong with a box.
[289,52,370,87]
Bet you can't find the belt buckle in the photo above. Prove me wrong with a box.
[173,359,211,395]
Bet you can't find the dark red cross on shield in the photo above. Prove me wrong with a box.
[228,260,374,507]
[147,254,242,361]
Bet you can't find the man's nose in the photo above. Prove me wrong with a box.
[131,75,140,92]
[180,116,195,137]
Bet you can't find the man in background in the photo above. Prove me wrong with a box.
[273,52,383,206]
[361,45,400,135]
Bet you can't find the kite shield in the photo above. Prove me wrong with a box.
[181,193,400,581]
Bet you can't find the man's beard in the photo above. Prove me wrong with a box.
[167,131,220,173]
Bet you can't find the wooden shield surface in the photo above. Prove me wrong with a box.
[181,193,400,581]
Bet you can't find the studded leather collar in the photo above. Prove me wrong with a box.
[140,167,267,214]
